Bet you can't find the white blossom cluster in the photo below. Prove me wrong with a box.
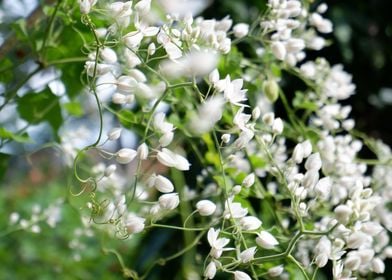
[70,0,392,279]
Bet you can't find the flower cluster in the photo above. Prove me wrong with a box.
[67,0,392,279]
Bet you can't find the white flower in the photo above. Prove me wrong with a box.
[315,253,328,268]
[344,254,361,271]
[292,143,304,163]
[347,231,369,249]
[196,200,216,216]
[272,118,284,134]
[221,133,231,143]
[160,49,218,78]
[314,177,332,199]
[204,261,217,279]
[305,153,322,171]
[223,76,248,106]
[158,193,180,210]
[242,173,255,188]
[239,216,262,231]
[371,258,385,274]
[154,175,174,193]
[153,112,174,134]
[233,23,249,38]
[135,0,151,15]
[268,265,284,277]
[271,41,286,60]
[159,131,174,147]
[100,47,118,64]
[262,112,275,126]
[189,96,225,135]
[223,197,248,219]
[147,42,156,55]
[157,148,191,171]
[239,247,257,263]
[137,143,149,160]
[209,69,220,84]
[207,228,231,258]
[234,271,251,280]
[125,215,145,234]
[334,204,352,225]
[256,231,279,249]
[108,127,122,140]
[79,0,97,14]
[115,148,137,164]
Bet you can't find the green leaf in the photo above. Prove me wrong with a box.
[64,101,83,116]
[12,19,28,42]
[0,58,13,83]
[17,89,63,137]
[0,153,10,180]
[0,127,32,143]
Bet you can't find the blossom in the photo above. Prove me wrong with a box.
[196,200,216,216]
[239,216,262,231]
[223,197,248,219]
[115,148,137,164]
[256,231,279,249]
[153,175,175,193]
[157,148,191,171]
[233,23,249,38]
[207,228,231,258]
[158,193,180,210]
[204,261,217,279]
[234,271,251,280]
[239,247,257,263]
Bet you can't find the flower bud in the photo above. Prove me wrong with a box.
[108,127,122,140]
[159,131,174,147]
[221,133,231,143]
[272,118,284,134]
[347,231,368,249]
[158,193,180,210]
[234,271,251,280]
[302,140,312,158]
[271,41,286,60]
[154,175,174,193]
[305,153,322,171]
[239,216,262,231]
[204,261,216,279]
[268,265,284,277]
[242,173,255,188]
[233,23,249,38]
[157,148,190,171]
[315,253,329,268]
[100,47,118,64]
[196,200,216,216]
[232,185,242,194]
[115,148,137,164]
[262,112,275,126]
[372,258,385,274]
[135,0,151,15]
[292,143,304,163]
[334,205,352,225]
[252,107,261,120]
[263,80,280,103]
[239,246,257,263]
[147,42,156,56]
[125,215,145,234]
[137,143,149,160]
[112,93,127,104]
[256,231,279,249]
[344,254,361,271]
